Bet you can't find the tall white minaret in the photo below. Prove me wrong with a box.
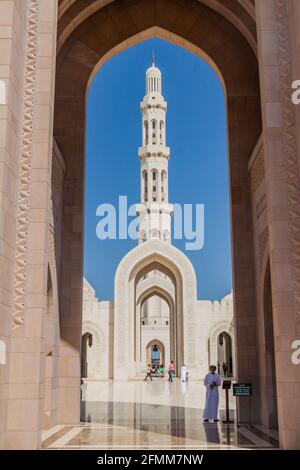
[136,57,173,243]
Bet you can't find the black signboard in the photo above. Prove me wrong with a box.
[233,383,252,396]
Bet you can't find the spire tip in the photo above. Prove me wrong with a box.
[152,49,155,66]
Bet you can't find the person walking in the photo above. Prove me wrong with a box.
[144,364,152,381]
[168,360,175,382]
[203,365,221,422]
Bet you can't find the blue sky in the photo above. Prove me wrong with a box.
[84,38,232,301]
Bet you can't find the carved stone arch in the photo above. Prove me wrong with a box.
[82,321,104,378]
[137,286,174,311]
[82,321,103,351]
[136,285,174,307]
[146,339,166,369]
[136,274,175,306]
[57,1,258,55]
[55,0,261,389]
[114,239,197,379]
[208,320,235,374]
[137,286,173,374]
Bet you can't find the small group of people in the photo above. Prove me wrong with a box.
[144,360,189,382]
[144,360,176,381]
[144,363,165,381]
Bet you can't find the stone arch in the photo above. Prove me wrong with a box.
[57,1,257,55]
[136,272,175,302]
[137,284,174,374]
[114,239,197,379]
[81,332,92,378]
[54,0,261,391]
[217,331,233,377]
[82,321,103,349]
[208,320,235,375]
[82,321,103,379]
[146,339,166,370]
[137,285,175,308]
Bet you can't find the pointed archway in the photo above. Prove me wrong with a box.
[114,239,197,379]
[54,0,261,408]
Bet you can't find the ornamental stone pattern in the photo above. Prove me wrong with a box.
[12,0,39,330]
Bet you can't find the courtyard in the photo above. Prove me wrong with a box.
[42,380,278,450]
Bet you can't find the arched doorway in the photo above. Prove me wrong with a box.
[208,321,235,378]
[81,332,93,378]
[217,332,233,377]
[54,0,261,400]
[135,263,180,376]
[136,274,175,375]
[146,339,166,370]
[114,239,197,379]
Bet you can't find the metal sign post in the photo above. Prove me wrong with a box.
[222,380,234,424]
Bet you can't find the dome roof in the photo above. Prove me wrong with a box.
[146,62,161,77]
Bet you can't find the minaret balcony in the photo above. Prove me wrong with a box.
[138,145,170,159]
[140,98,167,112]
[136,202,173,215]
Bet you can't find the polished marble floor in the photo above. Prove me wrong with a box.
[42,380,279,450]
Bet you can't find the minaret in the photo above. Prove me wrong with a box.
[136,57,173,244]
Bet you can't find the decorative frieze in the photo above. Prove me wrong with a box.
[51,143,65,196]
[256,193,267,221]
[275,0,300,321]
[259,227,269,272]
[12,0,39,330]
[250,148,265,194]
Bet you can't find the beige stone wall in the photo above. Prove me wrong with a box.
[0,0,58,450]
[82,276,234,381]
[82,279,114,380]
[0,0,27,450]
[248,136,277,426]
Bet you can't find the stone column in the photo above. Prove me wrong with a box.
[2,0,58,449]
[256,0,300,449]
[0,0,27,450]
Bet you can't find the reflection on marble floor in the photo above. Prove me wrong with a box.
[42,380,279,450]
